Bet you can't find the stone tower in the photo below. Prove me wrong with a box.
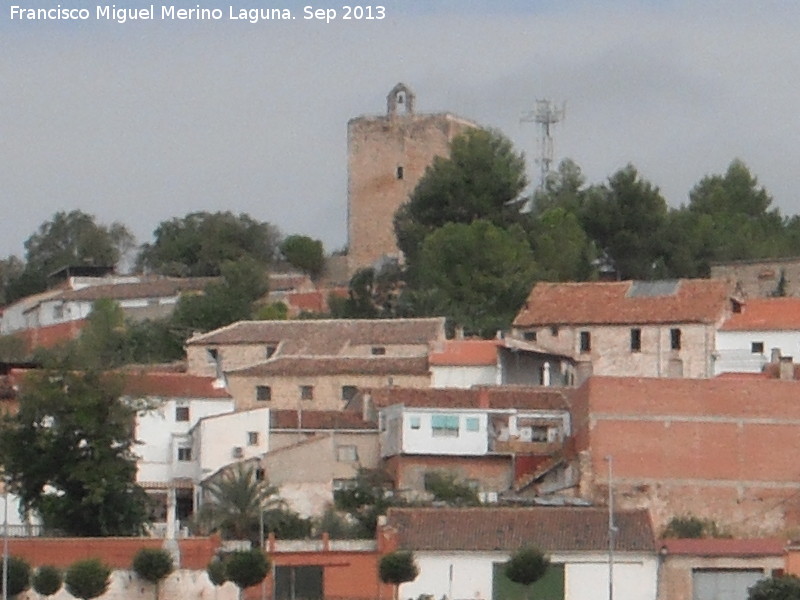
[346,83,477,277]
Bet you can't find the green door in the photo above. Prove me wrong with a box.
[493,562,564,600]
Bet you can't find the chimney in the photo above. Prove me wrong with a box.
[771,348,782,364]
[780,356,795,381]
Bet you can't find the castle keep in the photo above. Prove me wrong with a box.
[346,83,477,276]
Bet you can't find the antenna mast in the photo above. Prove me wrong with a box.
[521,99,566,191]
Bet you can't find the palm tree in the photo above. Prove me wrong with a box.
[195,462,281,544]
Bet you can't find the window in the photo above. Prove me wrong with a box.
[341,385,357,402]
[247,431,259,446]
[266,344,278,359]
[175,406,190,422]
[256,385,272,402]
[396,166,404,180]
[431,414,459,437]
[579,331,591,353]
[752,341,765,354]
[465,417,480,432]
[371,346,386,356]
[336,445,358,462]
[255,468,266,481]
[409,415,421,430]
[550,325,559,336]
[300,385,314,401]
[177,447,192,461]
[630,328,642,352]
[523,331,537,342]
[670,328,682,350]
[53,304,64,320]
[530,426,549,442]
[206,348,218,363]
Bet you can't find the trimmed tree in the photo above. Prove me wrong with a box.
[64,558,111,600]
[32,565,63,598]
[132,548,174,600]
[505,547,550,600]
[2,556,32,598]
[749,575,800,599]
[206,558,228,587]
[224,549,270,600]
[379,550,419,600]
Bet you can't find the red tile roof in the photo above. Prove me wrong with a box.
[659,538,785,557]
[187,318,446,350]
[721,297,800,331]
[56,277,217,301]
[229,356,430,377]
[386,507,655,553]
[270,409,377,430]
[121,371,231,399]
[429,340,500,366]
[513,279,732,327]
[355,386,572,411]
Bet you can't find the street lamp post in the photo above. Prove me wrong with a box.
[605,455,616,600]
[3,477,9,600]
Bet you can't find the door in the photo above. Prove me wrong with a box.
[692,569,765,600]
[275,565,324,600]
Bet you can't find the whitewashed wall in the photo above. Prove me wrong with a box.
[196,407,271,479]
[431,365,498,389]
[401,551,658,600]
[715,330,800,374]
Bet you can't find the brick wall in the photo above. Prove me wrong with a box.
[711,258,800,298]
[576,376,800,536]
[383,454,513,494]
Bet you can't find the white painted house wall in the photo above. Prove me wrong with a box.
[380,407,489,457]
[135,397,234,484]
[401,551,657,600]
[431,365,498,389]
[195,407,271,481]
[715,330,800,374]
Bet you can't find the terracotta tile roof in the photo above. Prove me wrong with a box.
[55,277,217,301]
[121,371,231,398]
[229,356,430,377]
[186,318,446,351]
[513,279,732,327]
[430,340,500,366]
[714,371,770,380]
[270,409,377,430]
[659,538,785,557]
[721,297,800,331]
[356,386,572,411]
[386,507,655,553]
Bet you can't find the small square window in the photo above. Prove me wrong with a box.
[336,445,358,462]
[371,346,386,356]
[206,348,219,363]
[630,328,642,352]
[409,415,421,430]
[255,468,266,481]
[342,385,357,402]
[465,417,480,432]
[670,328,682,350]
[550,326,559,336]
[53,304,64,320]
[396,166,404,180]
[523,331,537,342]
[175,406,190,422]
[177,447,192,461]
[580,331,591,353]
[300,385,314,401]
[256,385,271,402]
[752,342,765,354]
[247,431,259,446]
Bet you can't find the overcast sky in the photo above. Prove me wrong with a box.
[2,0,799,259]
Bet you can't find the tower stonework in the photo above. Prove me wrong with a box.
[346,83,477,276]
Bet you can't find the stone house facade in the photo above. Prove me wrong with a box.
[512,279,734,381]
[346,83,477,275]
[711,256,800,298]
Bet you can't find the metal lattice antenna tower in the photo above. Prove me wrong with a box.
[521,99,566,191]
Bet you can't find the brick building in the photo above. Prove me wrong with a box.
[573,376,800,537]
[346,83,477,275]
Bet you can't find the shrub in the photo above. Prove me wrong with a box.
[224,549,270,591]
[505,547,550,586]
[207,559,228,587]
[379,550,419,600]
[65,558,111,600]
[132,548,174,584]
[32,565,62,597]
[2,556,31,598]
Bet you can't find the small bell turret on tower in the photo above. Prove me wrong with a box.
[387,83,415,116]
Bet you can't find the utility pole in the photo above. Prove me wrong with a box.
[3,476,8,600]
[605,455,616,600]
